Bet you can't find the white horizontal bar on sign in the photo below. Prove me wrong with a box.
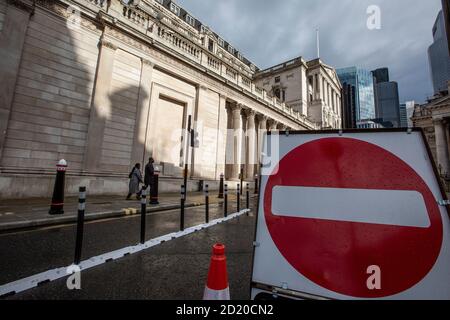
[271,186,430,228]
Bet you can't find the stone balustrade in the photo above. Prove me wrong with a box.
[88,0,107,9]
[76,0,318,130]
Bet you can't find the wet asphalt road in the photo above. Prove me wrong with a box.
[0,198,257,300]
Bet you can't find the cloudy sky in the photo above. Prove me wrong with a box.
[177,0,442,103]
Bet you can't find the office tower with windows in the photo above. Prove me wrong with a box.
[337,67,376,127]
[428,9,450,94]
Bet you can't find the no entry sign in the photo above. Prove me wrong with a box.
[251,130,450,300]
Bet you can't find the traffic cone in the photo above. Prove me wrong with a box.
[203,244,230,300]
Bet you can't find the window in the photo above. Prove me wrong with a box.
[155,0,163,4]
[228,45,234,54]
[282,89,286,102]
[226,68,237,79]
[170,3,180,16]
[200,25,208,33]
[185,15,195,26]
[218,38,224,47]
[275,76,280,83]
[274,88,281,99]
[208,39,214,52]
[238,52,243,60]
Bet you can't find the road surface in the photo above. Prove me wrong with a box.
[0,199,257,300]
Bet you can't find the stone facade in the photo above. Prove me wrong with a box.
[254,58,342,129]
[412,82,450,191]
[0,0,334,198]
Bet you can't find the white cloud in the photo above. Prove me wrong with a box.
[177,0,443,103]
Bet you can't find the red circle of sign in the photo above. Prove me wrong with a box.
[264,137,443,298]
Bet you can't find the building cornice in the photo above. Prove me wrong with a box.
[253,57,308,80]
[7,0,35,14]
[33,0,317,129]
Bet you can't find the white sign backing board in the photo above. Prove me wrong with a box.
[251,129,450,300]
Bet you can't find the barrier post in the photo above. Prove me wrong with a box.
[150,166,160,205]
[180,185,185,231]
[49,159,67,215]
[140,186,147,244]
[237,183,240,212]
[205,184,209,223]
[74,186,86,265]
[224,184,228,218]
[240,169,244,195]
[218,173,224,199]
[246,183,250,212]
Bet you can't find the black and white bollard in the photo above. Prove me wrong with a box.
[224,184,228,218]
[150,166,160,205]
[240,169,244,195]
[49,159,68,215]
[180,185,185,231]
[140,186,147,244]
[254,174,259,195]
[205,184,209,223]
[218,173,224,199]
[246,183,250,212]
[237,183,240,212]
[74,186,86,265]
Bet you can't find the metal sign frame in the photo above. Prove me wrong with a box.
[250,128,450,300]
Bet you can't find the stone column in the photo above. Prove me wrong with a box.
[312,74,316,101]
[246,110,256,180]
[336,93,340,117]
[335,91,338,112]
[225,103,234,180]
[215,94,228,179]
[131,59,154,167]
[299,65,308,116]
[191,85,209,179]
[434,118,450,175]
[239,106,247,180]
[328,84,331,107]
[0,2,33,160]
[257,114,267,172]
[231,104,242,180]
[83,39,117,172]
[330,90,334,111]
[269,120,278,131]
[335,92,338,115]
[333,90,338,114]
[322,81,326,104]
[317,74,322,101]
[446,122,450,165]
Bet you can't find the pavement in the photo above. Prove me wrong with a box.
[0,199,257,300]
[0,190,253,233]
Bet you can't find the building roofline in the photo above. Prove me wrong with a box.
[253,56,308,78]
[153,0,258,69]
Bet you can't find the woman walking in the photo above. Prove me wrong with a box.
[127,163,143,200]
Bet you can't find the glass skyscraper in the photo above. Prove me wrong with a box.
[399,103,408,128]
[336,67,376,123]
[372,68,401,128]
[428,10,450,94]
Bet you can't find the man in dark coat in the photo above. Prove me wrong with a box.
[144,157,155,189]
